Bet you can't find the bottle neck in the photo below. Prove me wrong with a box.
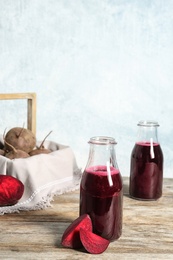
[137,125,159,144]
[86,143,118,169]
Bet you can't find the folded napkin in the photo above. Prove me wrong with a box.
[0,136,82,215]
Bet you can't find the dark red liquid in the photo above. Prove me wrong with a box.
[129,142,163,200]
[80,165,123,241]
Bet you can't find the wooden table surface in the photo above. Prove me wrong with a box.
[0,177,173,260]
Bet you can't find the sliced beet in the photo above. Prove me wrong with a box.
[61,214,92,249]
[79,228,110,254]
[0,175,24,206]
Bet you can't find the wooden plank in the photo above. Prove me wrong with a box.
[0,93,36,135]
[27,93,36,135]
[0,177,172,259]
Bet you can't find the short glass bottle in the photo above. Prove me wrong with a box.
[79,136,123,241]
[129,121,164,200]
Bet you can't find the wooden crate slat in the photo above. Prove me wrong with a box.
[0,93,36,135]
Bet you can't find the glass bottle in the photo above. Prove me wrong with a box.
[129,121,163,200]
[79,136,123,241]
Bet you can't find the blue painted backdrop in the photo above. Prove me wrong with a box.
[0,0,173,177]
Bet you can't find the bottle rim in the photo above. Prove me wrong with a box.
[137,120,159,127]
[88,136,117,145]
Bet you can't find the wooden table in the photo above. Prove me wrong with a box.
[0,177,173,259]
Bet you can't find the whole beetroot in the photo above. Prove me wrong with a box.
[4,127,36,154]
[29,131,52,156]
[4,138,30,159]
[0,175,24,206]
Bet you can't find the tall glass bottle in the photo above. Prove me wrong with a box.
[80,136,123,242]
[129,121,163,200]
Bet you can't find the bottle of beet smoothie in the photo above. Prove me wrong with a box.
[80,136,123,242]
[129,121,163,200]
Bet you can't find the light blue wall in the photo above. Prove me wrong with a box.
[0,0,173,178]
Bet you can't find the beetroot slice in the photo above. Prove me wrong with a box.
[79,228,110,254]
[0,175,24,206]
[61,214,92,249]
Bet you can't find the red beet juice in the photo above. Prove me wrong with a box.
[80,165,123,241]
[129,142,163,200]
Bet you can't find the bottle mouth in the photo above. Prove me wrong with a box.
[89,136,117,145]
[137,120,159,127]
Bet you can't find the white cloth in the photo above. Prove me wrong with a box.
[0,136,82,215]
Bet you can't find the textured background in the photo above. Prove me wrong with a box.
[0,0,173,178]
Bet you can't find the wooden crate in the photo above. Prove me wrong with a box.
[0,93,36,135]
